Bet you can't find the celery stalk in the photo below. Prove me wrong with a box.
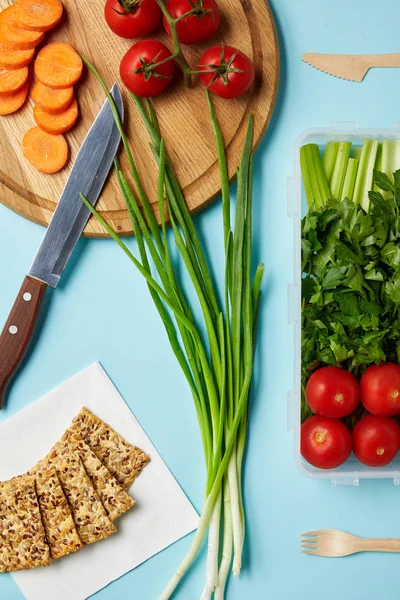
[340,158,359,201]
[330,141,351,200]
[300,144,316,207]
[381,140,400,198]
[313,145,332,205]
[352,139,379,212]
[353,147,362,160]
[323,141,339,182]
[300,143,332,209]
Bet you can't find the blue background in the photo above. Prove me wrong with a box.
[1,0,400,598]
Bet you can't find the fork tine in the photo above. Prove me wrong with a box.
[301,544,319,550]
[301,540,318,546]
[301,531,318,537]
[302,550,319,555]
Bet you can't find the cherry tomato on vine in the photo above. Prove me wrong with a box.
[120,40,175,97]
[198,45,254,99]
[305,366,360,419]
[301,416,352,469]
[105,0,161,39]
[163,0,220,45]
[360,363,400,416]
[353,415,400,467]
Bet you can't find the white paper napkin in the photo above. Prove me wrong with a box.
[0,362,199,600]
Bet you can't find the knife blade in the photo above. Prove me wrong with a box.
[0,84,123,407]
[302,52,400,83]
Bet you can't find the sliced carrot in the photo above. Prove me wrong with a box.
[34,42,82,88]
[32,80,73,114]
[0,6,44,50]
[0,66,28,94]
[0,80,28,114]
[0,40,34,69]
[14,0,63,32]
[22,126,69,173]
[34,97,78,133]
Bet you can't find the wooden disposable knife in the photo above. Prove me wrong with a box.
[302,52,400,82]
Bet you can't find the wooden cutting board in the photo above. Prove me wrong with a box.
[0,0,279,237]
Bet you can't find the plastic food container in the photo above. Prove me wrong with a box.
[288,122,400,486]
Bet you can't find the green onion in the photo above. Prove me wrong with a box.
[340,157,359,201]
[323,141,338,182]
[214,478,232,599]
[81,57,262,599]
[353,138,379,212]
[330,141,351,200]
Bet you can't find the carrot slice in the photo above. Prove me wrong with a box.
[0,6,44,50]
[0,80,28,114]
[0,40,34,69]
[14,0,63,32]
[22,126,69,173]
[34,42,82,88]
[32,80,73,114]
[34,97,78,133]
[0,66,28,94]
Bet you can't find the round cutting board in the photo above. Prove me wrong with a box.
[0,0,279,237]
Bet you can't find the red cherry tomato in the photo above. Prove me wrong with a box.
[353,415,400,466]
[301,416,352,469]
[105,0,161,39]
[198,45,254,99]
[163,0,220,44]
[120,40,175,97]
[360,363,400,416]
[305,366,360,419]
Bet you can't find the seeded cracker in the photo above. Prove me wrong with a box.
[29,463,83,559]
[0,475,51,571]
[71,407,150,490]
[62,429,135,521]
[47,440,116,545]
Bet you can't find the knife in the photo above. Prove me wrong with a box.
[302,52,400,83]
[0,83,123,408]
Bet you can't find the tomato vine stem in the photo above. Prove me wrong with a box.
[153,0,194,85]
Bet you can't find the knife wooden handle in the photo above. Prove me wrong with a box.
[369,53,400,67]
[0,276,47,409]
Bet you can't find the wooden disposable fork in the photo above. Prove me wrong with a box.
[301,529,400,557]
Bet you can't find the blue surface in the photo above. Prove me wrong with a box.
[1,0,400,598]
